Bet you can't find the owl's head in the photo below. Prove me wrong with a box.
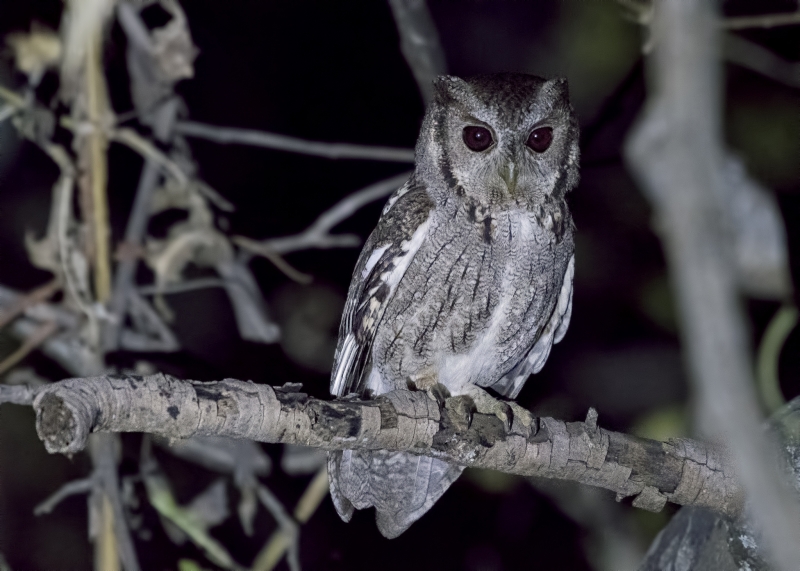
[416,73,579,208]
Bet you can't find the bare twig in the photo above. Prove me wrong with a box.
[7,316,101,377]
[89,433,141,571]
[58,0,116,304]
[0,85,26,108]
[623,1,800,569]
[174,121,415,163]
[232,237,313,284]
[213,259,281,344]
[756,304,797,414]
[157,435,271,478]
[252,171,411,258]
[253,485,300,571]
[84,24,112,303]
[0,282,168,372]
[140,441,240,570]
[137,278,226,296]
[34,477,94,515]
[33,374,746,520]
[292,466,329,524]
[0,287,79,329]
[387,0,447,104]
[108,126,188,185]
[252,466,328,571]
[0,278,61,330]
[120,291,179,352]
[0,384,38,406]
[619,1,800,31]
[58,115,189,186]
[0,105,16,124]
[617,1,800,83]
[93,492,119,571]
[0,320,58,375]
[103,100,179,352]
[105,1,192,352]
[48,142,99,342]
[723,10,800,30]
[724,33,800,90]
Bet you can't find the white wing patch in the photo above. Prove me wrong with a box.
[362,244,390,279]
[331,333,359,396]
[331,211,433,397]
[553,256,574,344]
[385,215,430,287]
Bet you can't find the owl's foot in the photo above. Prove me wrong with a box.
[423,383,474,433]
[461,386,536,435]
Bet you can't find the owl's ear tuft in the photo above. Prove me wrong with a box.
[433,75,469,104]
[543,77,570,99]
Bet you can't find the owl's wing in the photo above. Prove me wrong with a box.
[492,254,575,399]
[330,178,434,397]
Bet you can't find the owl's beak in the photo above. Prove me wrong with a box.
[499,162,519,197]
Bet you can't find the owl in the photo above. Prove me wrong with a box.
[328,73,579,538]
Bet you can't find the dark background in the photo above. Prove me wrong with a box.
[0,1,798,570]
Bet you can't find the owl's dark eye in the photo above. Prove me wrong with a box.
[526,127,553,153]
[462,126,493,152]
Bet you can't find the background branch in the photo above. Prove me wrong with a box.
[243,171,412,259]
[624,1,800,569]
[387,0,447,104]
[723,10,800,30]
[174,121,415,163]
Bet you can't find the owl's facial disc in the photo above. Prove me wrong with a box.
[421,73,579,207]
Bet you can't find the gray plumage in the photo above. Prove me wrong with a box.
[329,73,580,538]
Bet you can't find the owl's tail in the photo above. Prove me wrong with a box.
[327,449,464,538]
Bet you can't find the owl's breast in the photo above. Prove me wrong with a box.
[371,207,573,394]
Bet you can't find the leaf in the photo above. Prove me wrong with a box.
[142,456,240,570]
[6,23,61,81]
[146,227,232,290]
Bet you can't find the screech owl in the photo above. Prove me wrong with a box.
[328,73,579,538]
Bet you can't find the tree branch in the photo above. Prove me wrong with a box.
[624,1,800,569]
[241,170,412,259]
[723,10,800,30]
[387,0,447,105]
[724,33,800,90]
[31,373,744,519]
[174,121,415,163]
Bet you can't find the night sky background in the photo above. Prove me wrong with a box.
[0,1,799,570]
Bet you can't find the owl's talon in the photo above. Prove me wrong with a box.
[427,383,451,409]
[444,395,475,432]
[494,402,513,432]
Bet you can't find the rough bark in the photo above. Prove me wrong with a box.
[32,374,743,519]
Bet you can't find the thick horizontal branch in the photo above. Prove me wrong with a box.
[32,374,743,518]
